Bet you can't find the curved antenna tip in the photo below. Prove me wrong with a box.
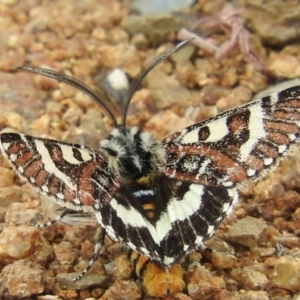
[121,39,192,126]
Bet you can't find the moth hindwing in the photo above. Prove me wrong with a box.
[1,40,300,272]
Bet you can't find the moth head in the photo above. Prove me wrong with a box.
[100,126,165,179]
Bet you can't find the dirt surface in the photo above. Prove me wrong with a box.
[0,0,299,299]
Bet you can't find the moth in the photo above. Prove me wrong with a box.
[1,39,300,296]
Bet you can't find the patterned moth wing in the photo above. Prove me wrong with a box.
[155,86,300,262]
[162,87,300,187]
[0,133,120,215]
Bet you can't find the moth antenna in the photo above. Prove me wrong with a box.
[17,66,118,127]
[121,38,193,126]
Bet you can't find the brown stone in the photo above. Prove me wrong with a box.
[226,216,268,248]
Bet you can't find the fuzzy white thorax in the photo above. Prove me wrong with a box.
[99,126,165,176]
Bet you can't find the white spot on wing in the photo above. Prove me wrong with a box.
[163,256,175,265]
[278,145,287,153]
[73,198,81,205]
[60,145,92,164]
[140,247,150,256]
[127,241,137,250]
[230,188,239,204]
[222,181,234,187]
[195,236,203,244]
[207,225,215,236]
[288,134,296,141]
[196,158,211,179]
[264,158,273,165]
[57,193,64,199]
[183,244,189,251]
[247,169,256,176]
[1,142,10,151]
[9,154,17,162]
[270,92,279,104]
[180,117,229,144]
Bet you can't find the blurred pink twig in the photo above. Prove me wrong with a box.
[178,4,262,70]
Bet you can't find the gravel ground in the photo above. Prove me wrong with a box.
[0,0,300,299]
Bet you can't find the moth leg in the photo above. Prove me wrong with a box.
[31,209,73,228]
[72,229,105,281]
